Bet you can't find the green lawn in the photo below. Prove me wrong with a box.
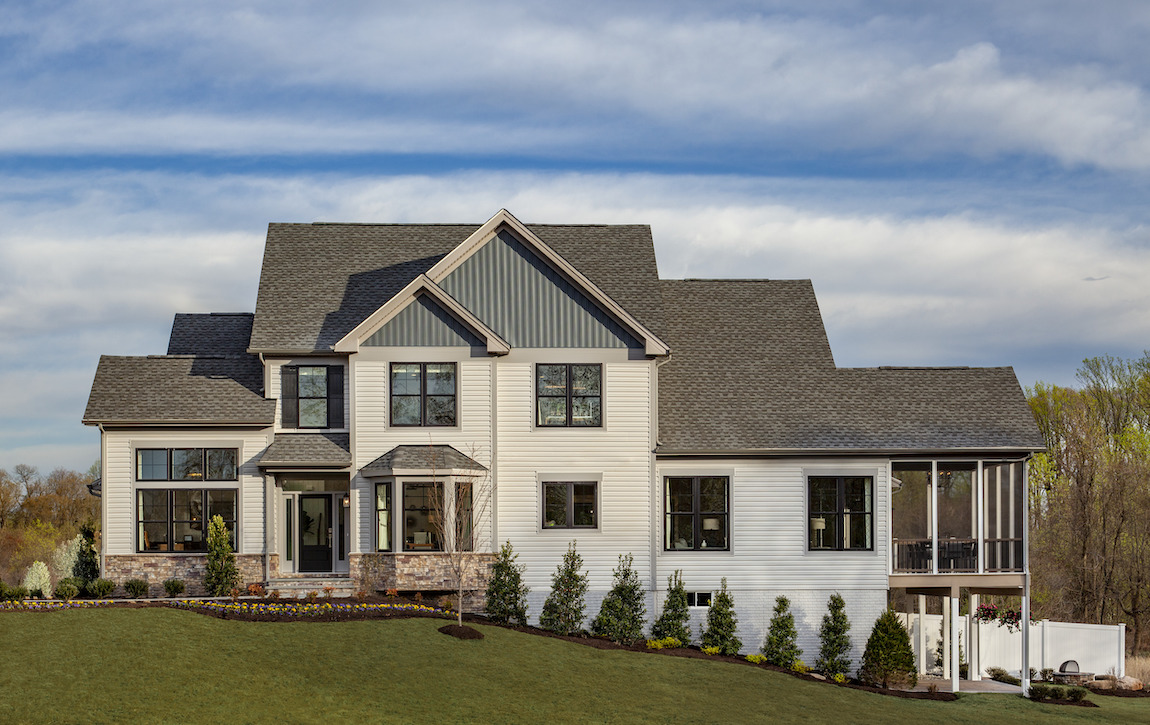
[1,608,1147,724]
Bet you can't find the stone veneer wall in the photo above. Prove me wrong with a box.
[104,554,266,596]
[350,553,495,610]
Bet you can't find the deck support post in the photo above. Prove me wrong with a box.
[969,593,981,680]
[950,586,960,694]
[917,594,927,674]
[942,594,950,681]
[1021,585,1031,696]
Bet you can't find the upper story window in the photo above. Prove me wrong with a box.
[136,448,238,481]
[665,476,729,551]
[536,364,602,427]
[390,363,457,426]
[282,365,344,429]
[809,476,873,551]
[542,481,598,529]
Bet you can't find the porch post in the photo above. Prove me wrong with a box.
[969,593,981,680]
[942,594,950,680]
[950,588,960,693]
[917,594,927,675]
[1021,586,1031,696]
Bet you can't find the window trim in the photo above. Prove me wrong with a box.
[281,364,345,430]
[135,448,239,482]
[535,363,603,428]
[135,488,238,554]
[389,362,458,427]
[663,475,730,552]
[806,473,875,552]
[540,481,599,530]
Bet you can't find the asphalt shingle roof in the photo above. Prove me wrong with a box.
[168,313,254,356]
[361,445,487,476]
[258,433,351,467]
[249,223,663,351]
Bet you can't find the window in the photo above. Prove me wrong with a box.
[536,364,601,427]
[686,592,712,607]
[664,476,728,551]
[376,483,392,552]
[135,448,238,481]
[390,363,457,426]
[403,483,442,551]
[137,489,237,552]
[542,482,597,529]
[808,476,873,551]
[281,365,344,429]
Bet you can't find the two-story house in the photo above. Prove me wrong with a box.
[84,209,1043,685]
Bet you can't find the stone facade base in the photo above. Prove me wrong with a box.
[103,554,266,597]
[350,552,495,611]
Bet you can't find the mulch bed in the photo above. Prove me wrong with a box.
[439,624,484,639]
[1085,687,1150,698]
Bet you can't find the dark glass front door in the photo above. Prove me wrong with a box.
[299,495,332,572]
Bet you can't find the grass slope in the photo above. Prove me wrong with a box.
[1,608,1146,724]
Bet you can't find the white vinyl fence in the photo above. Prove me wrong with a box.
[899,613,1125,678]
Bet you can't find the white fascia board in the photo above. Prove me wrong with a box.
[424,209,671,357]
[332,274,510,355]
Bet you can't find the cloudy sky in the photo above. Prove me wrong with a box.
[2,0,1149,473]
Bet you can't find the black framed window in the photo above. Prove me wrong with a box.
[536,364,601,427]
[808,476,874,551]
[136,489,237,553]
[376,483,392,552]
[542,482,598,529]
[403,482,442,551]
[281,365,344,429]
[135,448,239,482]
[686,592,712,607]
[664,476,729,551]
[390,363,457,426]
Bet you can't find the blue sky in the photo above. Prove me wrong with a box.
[2,0,1149,473]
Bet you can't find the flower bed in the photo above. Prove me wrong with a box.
[168,599,444,621]
[1,600,115,612]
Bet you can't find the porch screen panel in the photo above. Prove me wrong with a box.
[984,461,1024,572]
[937,463,976,572]
[891,463,932,572]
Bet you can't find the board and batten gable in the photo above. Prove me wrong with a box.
[101,429,272,556]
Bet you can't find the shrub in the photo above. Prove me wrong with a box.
[248,583,266,598]
[485,541,530,625]
[645,637,682,650]
[204,515,239,596]
[745,654,768,664]
[1048,685,1065,700]
[985,666,1021,686]
[762,595,802,668]
[650,570,691,645]
[792,660,810,674]
[857,608,917,689]
[1066,687,1088,702]
[87,578,115,598]
[832,673,847,684]
[53,578,80,600]
[163,578,186,597]
[1040,667,1054,682]
[1027,683,1049,701]
[74,522,100,584]
[591,553,646,644]
[702,646,721,656]
[816,593,852,678]
[124,578,149,599]
[22,561,52,598]
[701,578,742,656]
[51,535,83,583]
[539,542,588,636]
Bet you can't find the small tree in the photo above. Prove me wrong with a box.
[22,561,51,598]
[702,578,742,655]
[651,570,691,644]
[204,515,239,596]
[427,443,493,626]
[50,534,82,585]
[591,553,646,644]
[858,609,917,689]
[763,595,802,668]
[817,592,852,677]
[539,541,588,635]
[485,540,529,625]
[74,522,99,584]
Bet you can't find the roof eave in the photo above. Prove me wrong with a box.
[656,445,1044,458]
[83,418,274,427]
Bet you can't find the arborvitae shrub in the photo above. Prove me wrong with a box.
[485,541,529,625]
[163,578,186,598]
[701,578,742,656]
[858,608,917,688]
[763,595,802,668]
[204,515,239,596]
[74,523,100,584]
[125,578,150,599]
[539,541,588,635]
[817,593,852,678]
[591,553,646,644]
[22,561,51,598]
[651,570,691,645]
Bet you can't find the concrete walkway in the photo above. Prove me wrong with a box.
[911,676,1023,694]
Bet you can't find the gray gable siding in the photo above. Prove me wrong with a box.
[364,293,484,347]
[439,230,640,348]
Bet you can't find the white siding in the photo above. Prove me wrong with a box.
[102,429,272,555]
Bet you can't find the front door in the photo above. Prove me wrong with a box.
[299,494,332,572]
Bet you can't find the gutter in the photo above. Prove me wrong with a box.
[656,446,1043,459]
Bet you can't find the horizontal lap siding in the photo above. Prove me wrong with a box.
[497,361,653,593]
[103,430,272,556]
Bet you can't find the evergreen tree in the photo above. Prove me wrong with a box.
[858,609,918,689]
[539,541,588,635]
[591,553,646,643]
[762,595,802,668]
[650,570,691,645]
[74,522,99,584]
[701,578,742,655]
[817,592,852,677]
[204,515,240,596]
[485,540,530,625]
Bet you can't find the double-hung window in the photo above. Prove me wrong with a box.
[536,364,601,427]
[282,365,345,429]
[664,476,729,550]
[137,489,237,552]
[808,476,873,551]
[542,482,597,529]
[390,363,457,426]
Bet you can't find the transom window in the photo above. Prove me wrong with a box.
[665,476,729,551]
[136,448,238,481]
[536,364,602,427]
[282,365,344,429]
[542,482,598,529]
[808,476,874,551]
[390,363,457,426]
[137,489,237,553]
